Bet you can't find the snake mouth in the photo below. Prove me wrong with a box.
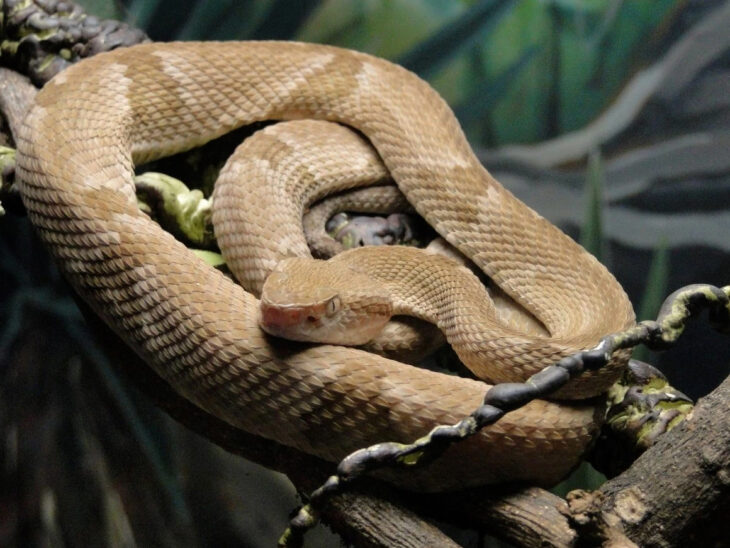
[259,301,325,341]
[261,304,314,327]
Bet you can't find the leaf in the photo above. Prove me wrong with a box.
[396,0,518,77]
[192,249,226,267]
[74,0,124,20]
[551,461,607,496]
[580,149,607,262]
[248,0,321,40]
[174,0,239,40]
[124,0,163,30]
[454,45,539,133]
[295,0,451,59]
[633,239,670,362]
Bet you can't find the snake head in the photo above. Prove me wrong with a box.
[259,257,392,345]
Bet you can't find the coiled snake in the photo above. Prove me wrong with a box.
[16,41,635,490]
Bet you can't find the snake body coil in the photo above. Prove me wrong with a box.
[16,41,634,490]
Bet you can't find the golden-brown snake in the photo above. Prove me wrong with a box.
[16,41,634,490]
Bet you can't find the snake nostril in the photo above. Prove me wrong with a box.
[307,316,317,323]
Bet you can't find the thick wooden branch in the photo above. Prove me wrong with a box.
[564,373,730,546]
[317,489,461,548]
[427,486,577,547]
[0,68,36,213]
[0,68,37,141]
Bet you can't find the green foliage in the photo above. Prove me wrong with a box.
[174,0,255,40]
[395,0,517,77]
[551,461,606,497]
[580,149,607,262]
[125,0,163,30]
[636,239,670,323]
[633,240,670,363]
[577,150,673,365]
[74,0,681,147]
[298,0,457,59]
[454,45,538,141]
[556,0,678,132]
[73,0,124,20]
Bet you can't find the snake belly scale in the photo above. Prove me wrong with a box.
[16,41,634,490]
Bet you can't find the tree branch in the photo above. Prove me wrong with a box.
[0,68,36,141]
[564,373,730,546]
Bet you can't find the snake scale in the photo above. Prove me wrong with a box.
[16,41,635,490]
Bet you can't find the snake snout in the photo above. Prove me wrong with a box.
[260,304,310,329]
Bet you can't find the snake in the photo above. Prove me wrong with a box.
[212,119,548,365]
[15,41,635,491]
[213,118,448,364]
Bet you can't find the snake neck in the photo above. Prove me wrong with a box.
[330,245,629,394]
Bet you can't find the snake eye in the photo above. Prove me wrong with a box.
[326,296,341,317]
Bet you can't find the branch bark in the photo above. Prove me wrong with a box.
[564,373,730,547]
[0,68,36,141]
